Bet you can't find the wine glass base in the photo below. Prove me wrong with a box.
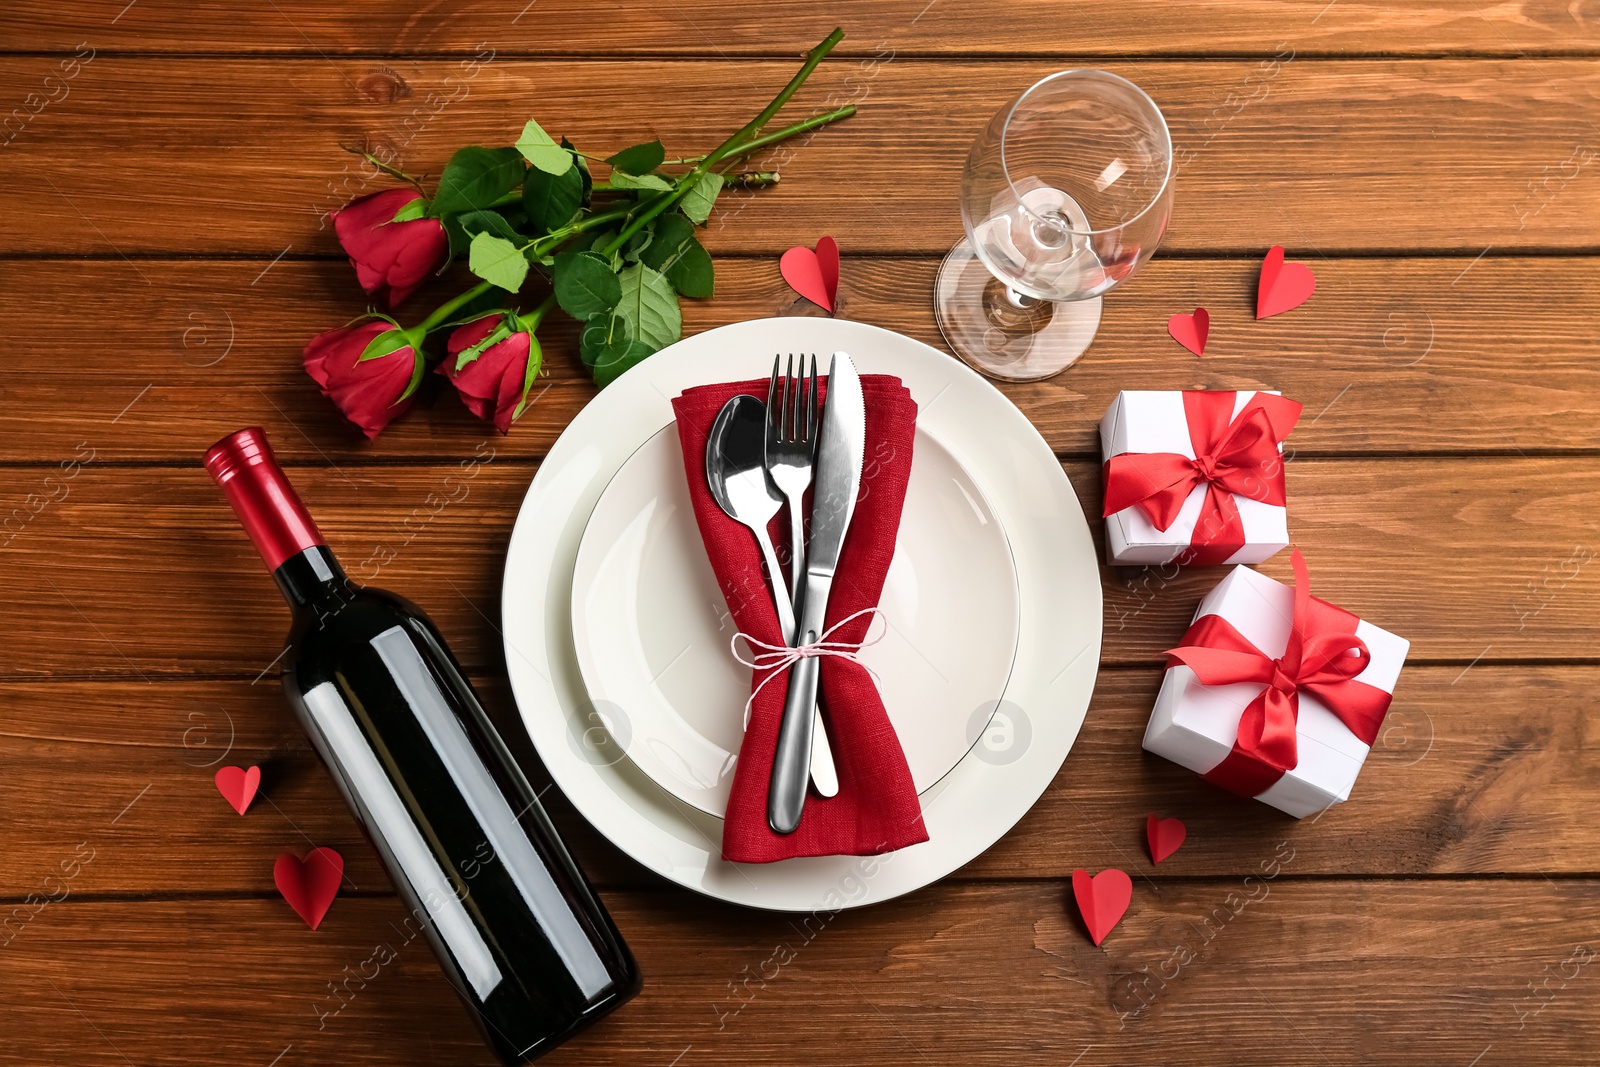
[934,237,1102,382]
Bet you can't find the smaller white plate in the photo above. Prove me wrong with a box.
[570,421,1021,817]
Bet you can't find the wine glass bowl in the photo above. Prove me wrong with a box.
[937,69,1173,381]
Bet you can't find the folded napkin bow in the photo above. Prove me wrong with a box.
[672,375,928,863]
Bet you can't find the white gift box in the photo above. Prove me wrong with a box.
[1142,564,1409,818]
[1100,390,1289,566]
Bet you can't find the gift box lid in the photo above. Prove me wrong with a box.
[1100,390,1282,462]
[1100,391,1290,563]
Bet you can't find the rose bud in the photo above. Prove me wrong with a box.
[332,189,449,309]
[437,312,544,435]
[303,320,422,440]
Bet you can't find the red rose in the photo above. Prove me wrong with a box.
[303,321,420,440]
[332,189,449,309]
[437,313,542,434]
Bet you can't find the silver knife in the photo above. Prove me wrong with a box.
[768,351,865,834]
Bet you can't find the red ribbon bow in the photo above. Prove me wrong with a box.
[1163,549,1393,798]
[1103,391,1302,564]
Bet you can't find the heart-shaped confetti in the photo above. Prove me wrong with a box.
[274,847,344,930]
[779,236,840,313]
[1256,245,1316,318]
[1166,307,1210,356]
[214,765,261,816]
[1146,813,1187,864]
[1071,868,1133,946]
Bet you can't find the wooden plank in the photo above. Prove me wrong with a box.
[6,1,1599,57]
[0,457,1592,677]
[3,882,1598,1065]
[0,666,1592,896]
[4,254,1597,463]
[3,58,1599,255]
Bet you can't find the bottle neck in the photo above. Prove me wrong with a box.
[205,426,329,577]
[273,545,356,614]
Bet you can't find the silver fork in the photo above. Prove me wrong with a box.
[766,354,839,798]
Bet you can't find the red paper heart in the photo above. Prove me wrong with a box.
[779,236,839,313]
[1167,307,1209,356]
[214,764,261,816]
[1146,813,1187,864]
[1071,868,1133,946]
[1256,245,1316,318]
[274,847,344,930]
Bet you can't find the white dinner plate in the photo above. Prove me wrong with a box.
[569,420,1020,817]
[502,318,1102,912]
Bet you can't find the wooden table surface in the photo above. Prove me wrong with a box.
[3,2,1599,1064]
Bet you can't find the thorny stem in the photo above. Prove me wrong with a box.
[417,281,493,335]
[601,27,847,256]
[664,105,857,167]
[724,170,781,187]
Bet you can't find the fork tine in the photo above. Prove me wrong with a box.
[785,353,797,441]
[767,354,781,440]
[793,353,804,442]
[807,354,819,446]
[797,357,811,443]
[780,355,793,441]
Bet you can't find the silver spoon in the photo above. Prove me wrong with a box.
[706,395,839,799]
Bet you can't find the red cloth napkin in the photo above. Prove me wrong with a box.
[672,375,929,863]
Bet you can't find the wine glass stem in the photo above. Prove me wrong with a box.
[1004,287,1041,310]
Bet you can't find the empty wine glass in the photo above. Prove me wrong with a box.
[935,70,1173,381]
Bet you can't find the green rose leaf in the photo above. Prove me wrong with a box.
[440,213,470,260]
[578,316,653,387]
[590,336,654,387]
[561,137,593,204]
[664,239,713,298]
[621,223,657,264]
[522,161,583,234]
[612,262,681,352]
[431,146,525,218]
[553,250,622,321]
[609,170,673,193]
[357,327,414,363]
[639,213,714,298]
[679,171,723,224]
[389,197,428,222]
[577,316,612,368]
[455,209,522,243]
[516,119,574,176]
[468,232,529,293]
[605,140,665,176]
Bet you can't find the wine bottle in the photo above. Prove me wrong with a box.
[205,427,640,1063]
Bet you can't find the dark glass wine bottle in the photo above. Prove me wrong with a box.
[205,427,640,1064]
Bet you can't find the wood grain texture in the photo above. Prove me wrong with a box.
[0,666,1591,896]
[2,58,1599,255]
[0,458,1594,678]
[8,1,1600,56]
[4,254,1597,463]
[0,1,1593,1063]
[3,883,1600,1066]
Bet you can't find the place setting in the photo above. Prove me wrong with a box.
[503,315,1101,911]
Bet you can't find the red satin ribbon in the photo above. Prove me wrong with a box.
[1164,549,1393,798]
[1103,391,1302,564]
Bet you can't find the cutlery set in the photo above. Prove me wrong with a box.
[704,351,865,833]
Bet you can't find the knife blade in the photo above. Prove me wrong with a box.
[768,351,865,834]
